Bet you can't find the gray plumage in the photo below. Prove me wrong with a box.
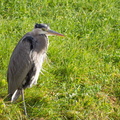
[7,30,48,102]
[7,23,64,103]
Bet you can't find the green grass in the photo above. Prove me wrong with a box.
[0,0,120,119]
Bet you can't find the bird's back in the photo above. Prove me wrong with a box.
[7,30,48,101]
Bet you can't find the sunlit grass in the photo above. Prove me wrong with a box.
[0,0,120,119]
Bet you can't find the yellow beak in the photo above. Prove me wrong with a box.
[47,30,65,37]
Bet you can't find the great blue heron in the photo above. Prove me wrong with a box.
[7,23,64,115]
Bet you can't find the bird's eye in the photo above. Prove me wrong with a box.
[42,28,47,31]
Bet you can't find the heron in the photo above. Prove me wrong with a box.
[7,23,64,115]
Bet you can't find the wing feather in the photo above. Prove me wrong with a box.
[7,34,48,101]
[7,36,35,95]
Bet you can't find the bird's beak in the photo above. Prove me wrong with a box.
[47,29,65,37]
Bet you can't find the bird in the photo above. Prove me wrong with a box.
[7,23,64,115]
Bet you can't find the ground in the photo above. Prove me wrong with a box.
[0,0,120,119]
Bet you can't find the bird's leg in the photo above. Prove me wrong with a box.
[21,89,27,116]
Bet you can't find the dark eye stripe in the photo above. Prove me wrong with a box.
[35,23,48,29]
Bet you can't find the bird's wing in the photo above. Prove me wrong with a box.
[7,35,36,95]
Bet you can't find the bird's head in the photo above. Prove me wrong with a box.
[34,23,64,37]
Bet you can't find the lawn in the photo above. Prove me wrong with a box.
[0,0,120,119]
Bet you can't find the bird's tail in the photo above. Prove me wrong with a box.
[11,89,21,102]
